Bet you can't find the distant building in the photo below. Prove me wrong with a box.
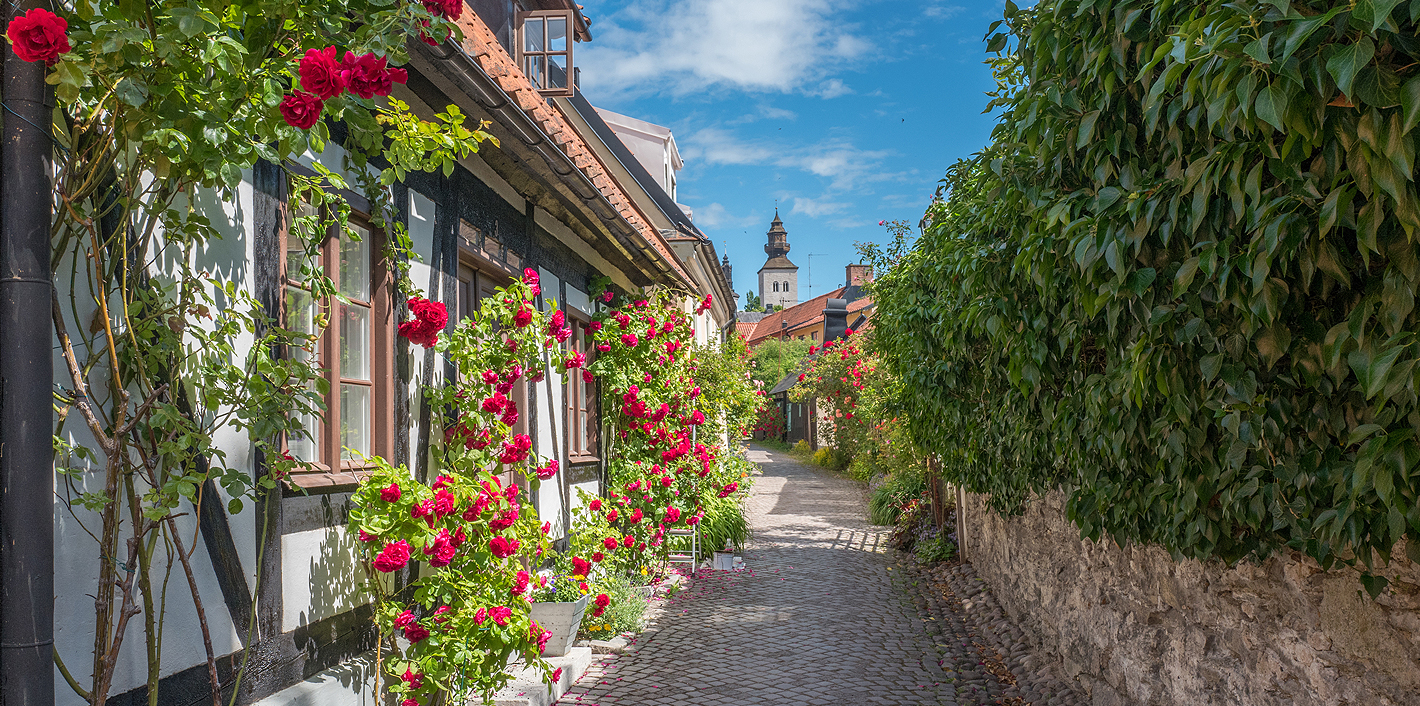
[738,264,873,346]
[757,211,799,310]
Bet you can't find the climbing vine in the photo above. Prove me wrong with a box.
[32,0,495,701]
[870,0,1420,594]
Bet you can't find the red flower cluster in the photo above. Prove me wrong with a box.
[499,433,533,465]
[373,540,411,572]
[421,0,462,20]
[398,296,449,348]
[281,48,409,129]
[5,8,69,64]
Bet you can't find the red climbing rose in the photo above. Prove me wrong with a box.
[279,91,324,129]
[298,46,345,99]
[339,51,408,99]
[5,8,69,63]
[398,296,448,348]
[373,540,411,572]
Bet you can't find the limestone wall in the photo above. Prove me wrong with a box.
[962,490,1420,706]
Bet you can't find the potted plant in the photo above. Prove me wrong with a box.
[528,570,590,657]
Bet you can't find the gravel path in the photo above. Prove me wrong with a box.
[556,446,1091,706]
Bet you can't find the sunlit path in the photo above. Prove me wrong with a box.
[558,446,970,706]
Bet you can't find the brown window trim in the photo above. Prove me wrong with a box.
[515,9,575,97]
[281,207,396,491]
[564,307,599,464]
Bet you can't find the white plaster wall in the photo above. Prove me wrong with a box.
[281,526,367,632]
[52,174,261,704]
[759,267,798,309]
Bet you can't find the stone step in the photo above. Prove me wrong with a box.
[491,647,593,706]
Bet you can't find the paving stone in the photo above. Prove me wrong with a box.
[554,446,1089,706]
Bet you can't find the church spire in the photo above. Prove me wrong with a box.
[764,209,790,259]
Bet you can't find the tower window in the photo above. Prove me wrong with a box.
[773,282,779,292]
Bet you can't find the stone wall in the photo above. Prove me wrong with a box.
[962,490,1420,706]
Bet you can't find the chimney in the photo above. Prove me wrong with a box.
[845,264,872,286]
[822,298,849,343]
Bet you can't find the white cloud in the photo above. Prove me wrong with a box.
[807,78,853,99]
[579,0,868,98]
[691,202,760,229]
[681,127,897,190]
[925,3,966,19]
[791,197,850,218]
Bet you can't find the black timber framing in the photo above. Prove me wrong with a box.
[252,158,286,645]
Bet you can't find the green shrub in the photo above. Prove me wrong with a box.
[697,493,751,561]
[811,446,851,471]
[792,439,811,455]
[868,473,926,526]
[914,535,956,564]
[580,572,648,640]
[866,0,1420,592]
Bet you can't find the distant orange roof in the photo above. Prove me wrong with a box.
[741,286,875,345]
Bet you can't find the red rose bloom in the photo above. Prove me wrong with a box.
[279,91,324,130]
[622,535,635,548]
[6,8,69,64]
[513,305,533,328]
[421,0,462,20]
[621,333,640,347]
[536,459,559,480]
[488,536,520,559]
[582,369,595,383]
[380,483,402,502]
[373,540,411,572]
[398,296,448,348]
[299,46,345,99]
[589,499,602,512]
[602,536,618,551]
[339,51,408,99]
[404,623,430,643]
[572,557,591,576]
[591,551,604,562]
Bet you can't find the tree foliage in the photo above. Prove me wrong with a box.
[871,0,1420,591]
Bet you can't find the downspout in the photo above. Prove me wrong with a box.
[0,0,56,702]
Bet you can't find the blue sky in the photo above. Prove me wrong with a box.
[576,0,1008,303]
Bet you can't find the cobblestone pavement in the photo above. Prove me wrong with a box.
[556,446,1091,706]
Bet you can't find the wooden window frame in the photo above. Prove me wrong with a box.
[565,309,599,465]
[282,209,396,490]
[516,10,575,97]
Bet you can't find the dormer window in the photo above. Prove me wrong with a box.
[518,10,574,97]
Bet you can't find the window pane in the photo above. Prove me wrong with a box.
[289,381,322,464]
[549,54,567,89]
[548,17,567,51]
[341,384,371,460]
[287,202,320,284]
[285,286,321,463]
[340,224,370,301]
[525,55,545,89]
[340,303,370,381]
[524,17,544,52]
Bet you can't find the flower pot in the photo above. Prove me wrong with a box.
[713,550,734,570]
[530,593,590,657]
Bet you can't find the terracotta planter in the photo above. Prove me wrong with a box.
[529,594,589,657]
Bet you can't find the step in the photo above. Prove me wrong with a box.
[490,647,593,706]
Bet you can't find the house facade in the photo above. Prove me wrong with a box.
[44,3,725,705]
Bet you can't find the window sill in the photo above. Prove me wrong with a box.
[285,468,374,494]
[568,454,600,466]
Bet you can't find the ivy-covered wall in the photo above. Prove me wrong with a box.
[871,0,1420,589]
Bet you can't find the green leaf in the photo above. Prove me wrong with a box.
[1359,573,1389,599]
[1077,110,1101,149]
[1174,256,1200,295]
[1127,267,1157,295]
[228,497,243,515]
[114,77,148,107]
[1201,353,1223,381]
[1255,84,1289,130]
[1277,8,1344,66]
[1326,38,1376,100]
[1360,0,1405,31]
[1244,35,1271,65]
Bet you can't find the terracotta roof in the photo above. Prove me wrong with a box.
[453,13,690,284]
[734,321,758,337]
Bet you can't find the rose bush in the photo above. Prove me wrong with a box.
[351,271,577,703]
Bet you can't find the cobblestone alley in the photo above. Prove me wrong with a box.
[556,446,1090,706]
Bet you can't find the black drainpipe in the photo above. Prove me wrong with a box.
[0,0,56,701]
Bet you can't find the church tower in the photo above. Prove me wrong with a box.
[757,210,799,309]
